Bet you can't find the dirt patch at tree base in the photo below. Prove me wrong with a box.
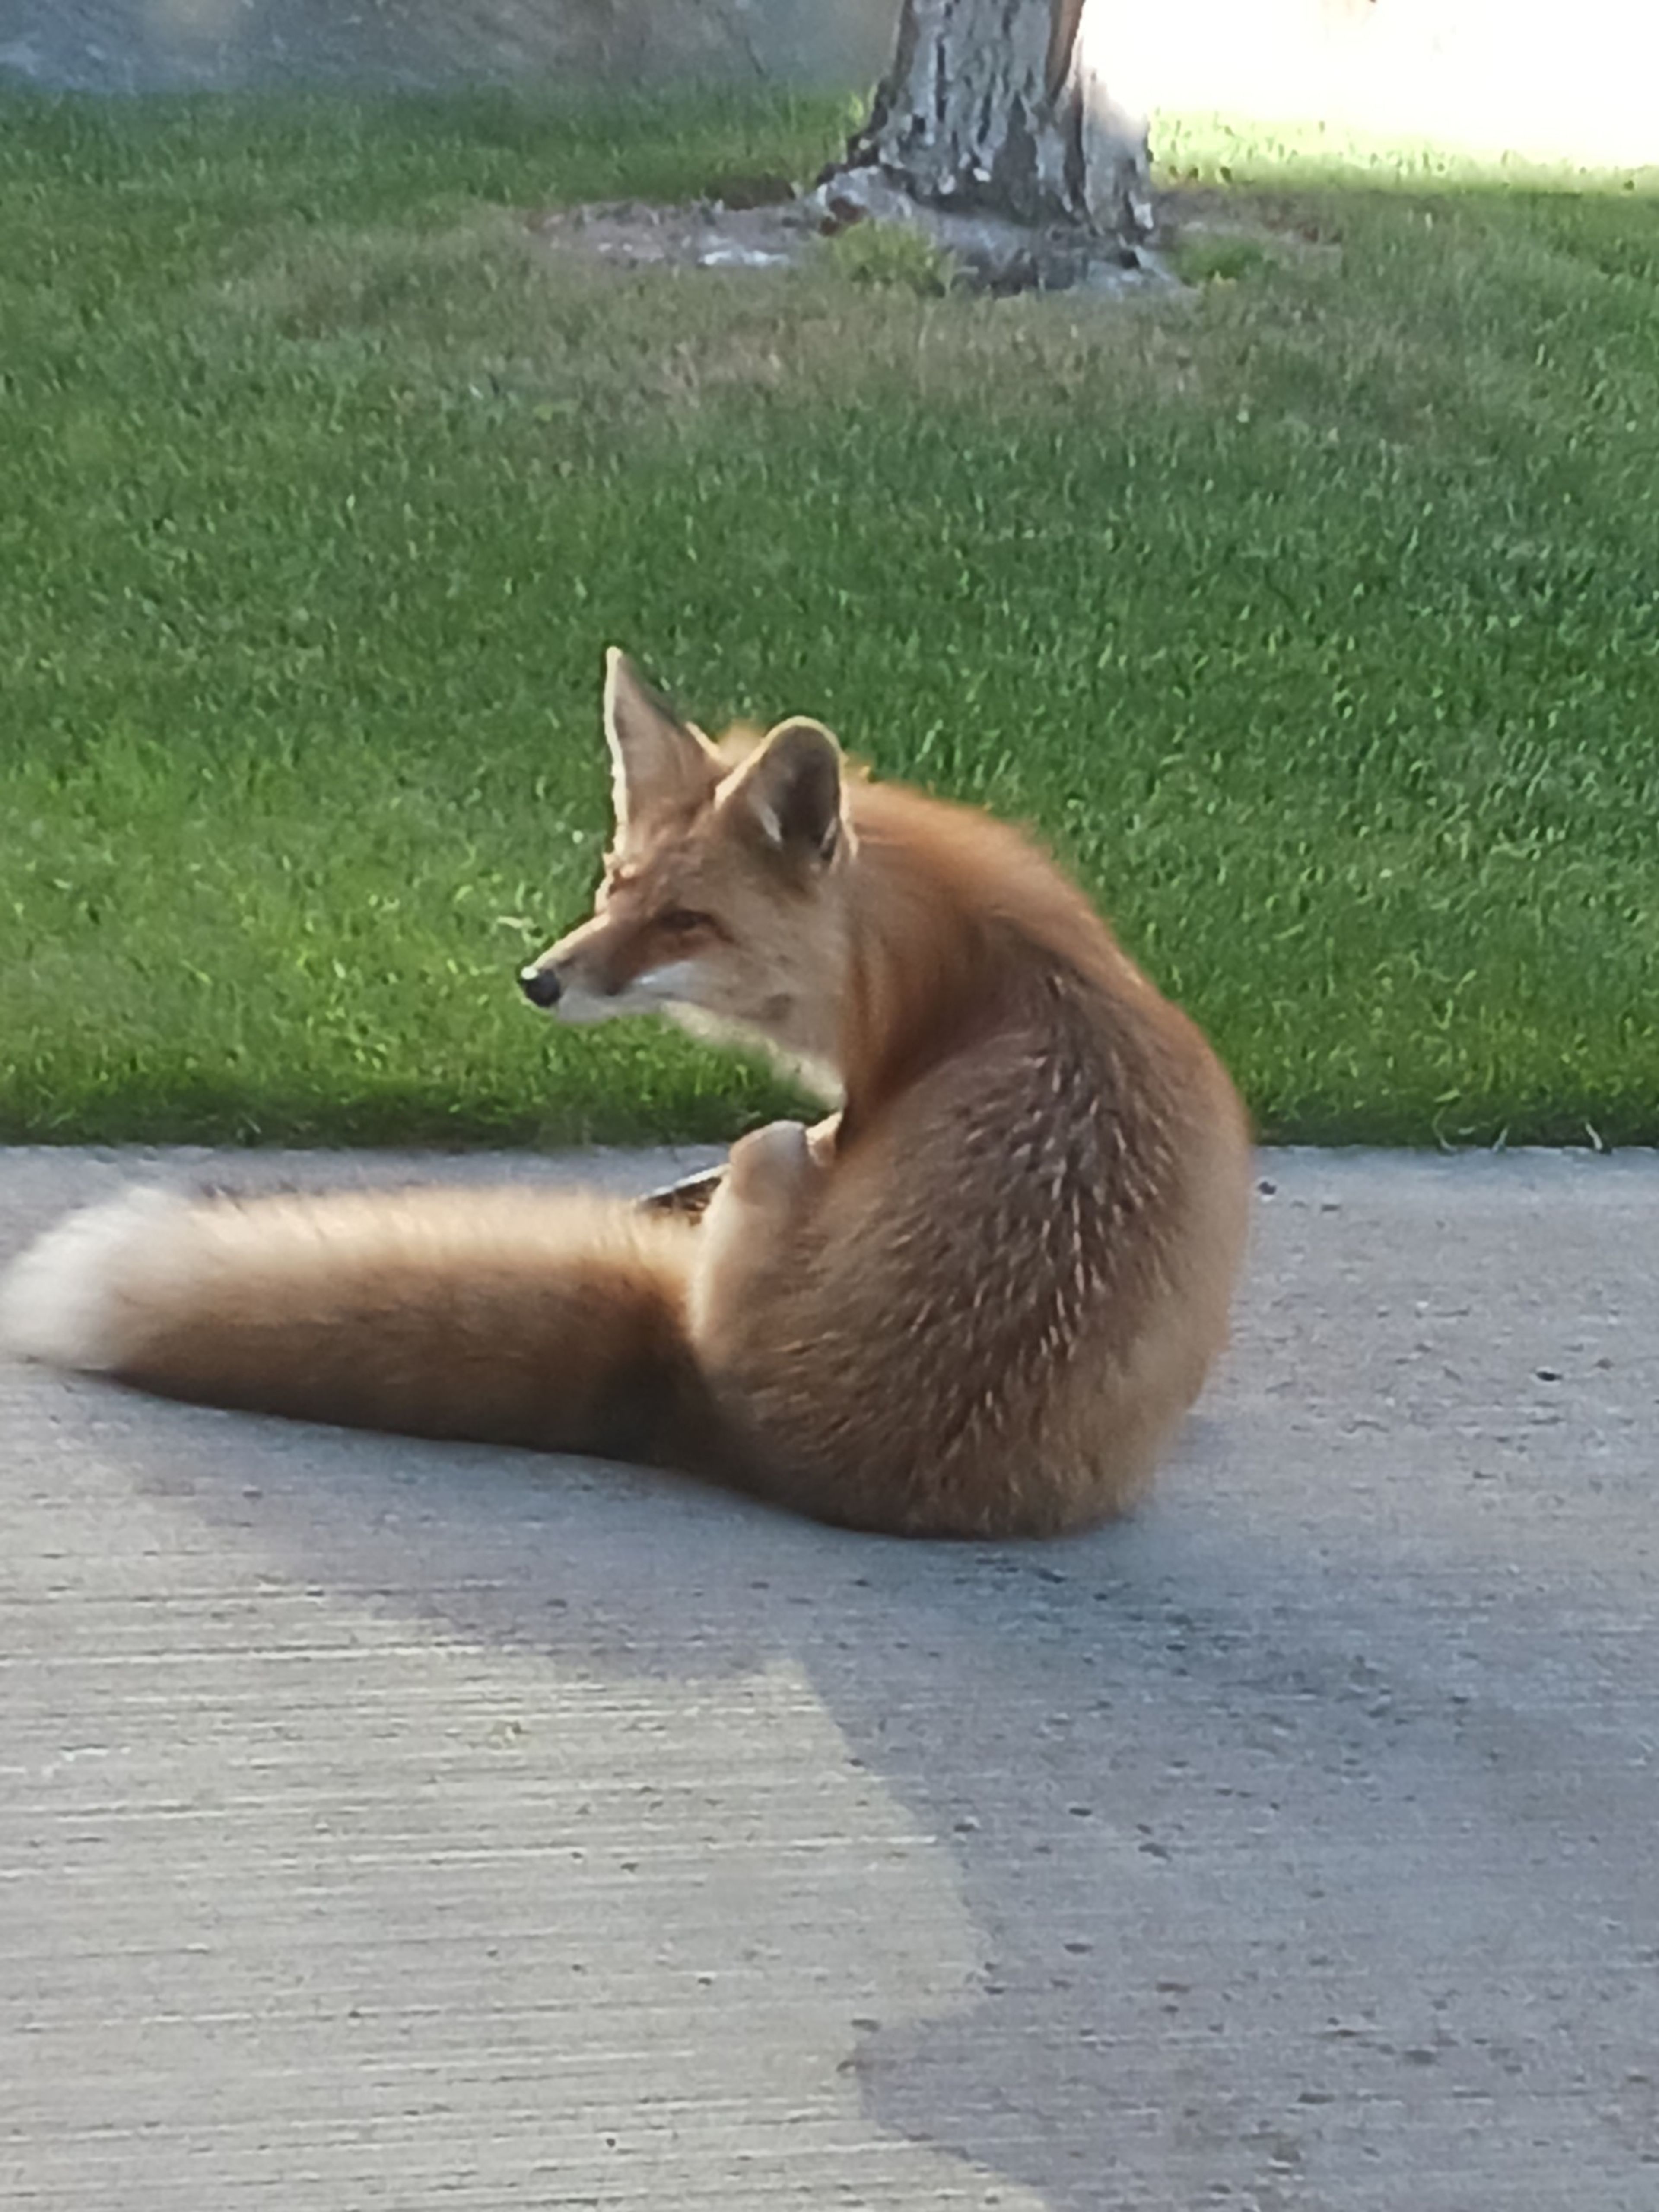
[530,175,1181,299]
[528,172,1350,299]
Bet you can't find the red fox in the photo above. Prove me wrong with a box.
[0,653,1251,1538]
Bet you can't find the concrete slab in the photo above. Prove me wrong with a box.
[3,1144,1656,2209]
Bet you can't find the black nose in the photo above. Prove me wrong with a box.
[518,964,563,1009]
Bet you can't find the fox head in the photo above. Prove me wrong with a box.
[520,651,855,1077]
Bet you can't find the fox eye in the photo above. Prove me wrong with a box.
[657,907,711,936]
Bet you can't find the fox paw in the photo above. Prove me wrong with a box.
[724,1119,814,1209]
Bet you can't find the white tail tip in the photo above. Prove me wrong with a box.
[0,1186,190,1372]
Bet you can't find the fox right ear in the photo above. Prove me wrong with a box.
[603,649,720,835]
[723,717,847,868]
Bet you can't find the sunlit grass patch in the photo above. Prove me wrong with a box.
[2,91,1656,1147]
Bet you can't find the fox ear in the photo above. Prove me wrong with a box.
[603,649,719,834]
[724,718,846,867]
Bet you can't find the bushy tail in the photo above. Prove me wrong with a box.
[0,1184,722,1468]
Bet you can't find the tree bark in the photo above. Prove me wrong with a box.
[828,0,1150,243]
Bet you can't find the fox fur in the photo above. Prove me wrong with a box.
[0,652,1252,1538]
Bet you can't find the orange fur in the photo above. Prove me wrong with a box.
[0,653,1252,1538]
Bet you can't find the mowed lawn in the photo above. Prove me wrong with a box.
[1,92,1656,1147]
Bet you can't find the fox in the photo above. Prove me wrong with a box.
[0,652,1252,1539]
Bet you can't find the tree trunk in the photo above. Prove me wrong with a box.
[827,0,1150,244]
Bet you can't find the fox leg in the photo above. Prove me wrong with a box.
[637,1111,842,1222]
[728,1119,817,1201]
[688,1120,822,1355]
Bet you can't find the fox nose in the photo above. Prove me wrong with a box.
[518,963,563,1010]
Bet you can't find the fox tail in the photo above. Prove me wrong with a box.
[0,1182,722,1469]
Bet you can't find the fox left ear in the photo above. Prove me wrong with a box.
[725,718,846,868]
[603,648,721,836]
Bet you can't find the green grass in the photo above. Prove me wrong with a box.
[2,92,1657,1148]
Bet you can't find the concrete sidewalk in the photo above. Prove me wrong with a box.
[3,1144,1656,2210]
